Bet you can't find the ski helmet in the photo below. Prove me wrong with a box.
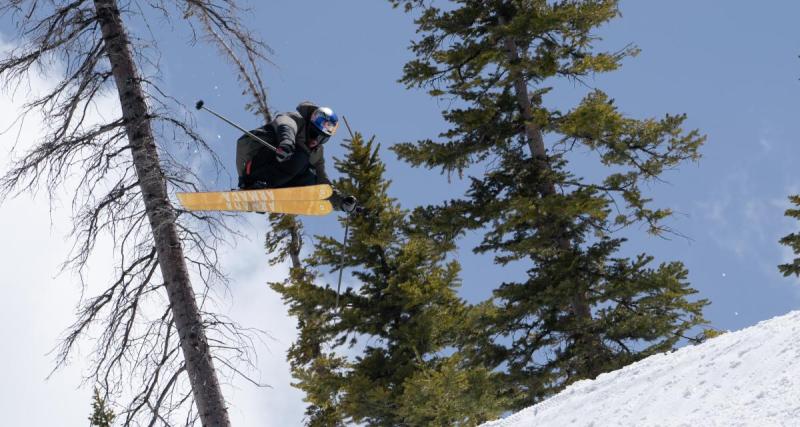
[310,107,339,144]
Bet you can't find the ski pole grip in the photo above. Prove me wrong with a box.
[195,100,204,110]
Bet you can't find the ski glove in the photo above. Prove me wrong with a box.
[341,195,358,213]
[275,140,294,162]
[330,191,359,213]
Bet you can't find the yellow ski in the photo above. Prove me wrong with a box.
[178,198,332,215]
[176,184,333,215]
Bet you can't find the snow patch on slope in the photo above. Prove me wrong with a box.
[482,311,800,426]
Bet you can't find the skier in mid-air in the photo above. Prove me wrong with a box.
[235,101,357,213]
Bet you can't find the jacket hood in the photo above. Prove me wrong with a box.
[296,101,319,121]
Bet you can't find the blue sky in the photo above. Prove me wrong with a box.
[585,1,800,331]
[163,0,800,332]
[2,1,800,425]
[148,1,800,330]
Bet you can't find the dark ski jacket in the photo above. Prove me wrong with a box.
[236,101,330,188]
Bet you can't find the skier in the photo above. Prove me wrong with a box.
[235,101,357,213]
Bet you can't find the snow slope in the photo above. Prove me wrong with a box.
[482,311,800,426]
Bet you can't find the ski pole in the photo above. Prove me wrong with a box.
[195,100,278,153]
[334,215,350,312]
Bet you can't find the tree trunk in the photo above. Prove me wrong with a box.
[498,15,596,373]
[289,224,302,269]
[94,1,231,425]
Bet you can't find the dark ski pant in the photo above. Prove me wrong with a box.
[242,148,319,189]
[277,167,318,188]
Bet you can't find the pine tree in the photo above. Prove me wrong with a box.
[389,0,709,407]
[271,133,507,426]
[89,388,115,427]
[779,195,800,277]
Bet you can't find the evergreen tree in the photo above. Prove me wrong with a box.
[271,133,507,426]
[779,195,800,277]
[389,0,709,407]
[89,388,115,427]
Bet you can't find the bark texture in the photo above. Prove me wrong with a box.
[93,0,231,424]
[499,14,596,374]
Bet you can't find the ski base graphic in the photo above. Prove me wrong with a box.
[176,184,333,215]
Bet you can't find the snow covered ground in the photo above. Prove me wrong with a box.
[482,311,800,426]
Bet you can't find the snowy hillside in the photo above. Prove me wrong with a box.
[482,311,800,426]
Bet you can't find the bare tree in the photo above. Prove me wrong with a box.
[0,0,274,425]
[194,10,309,272]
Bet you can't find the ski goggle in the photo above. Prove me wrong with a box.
[318,119,339,136]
